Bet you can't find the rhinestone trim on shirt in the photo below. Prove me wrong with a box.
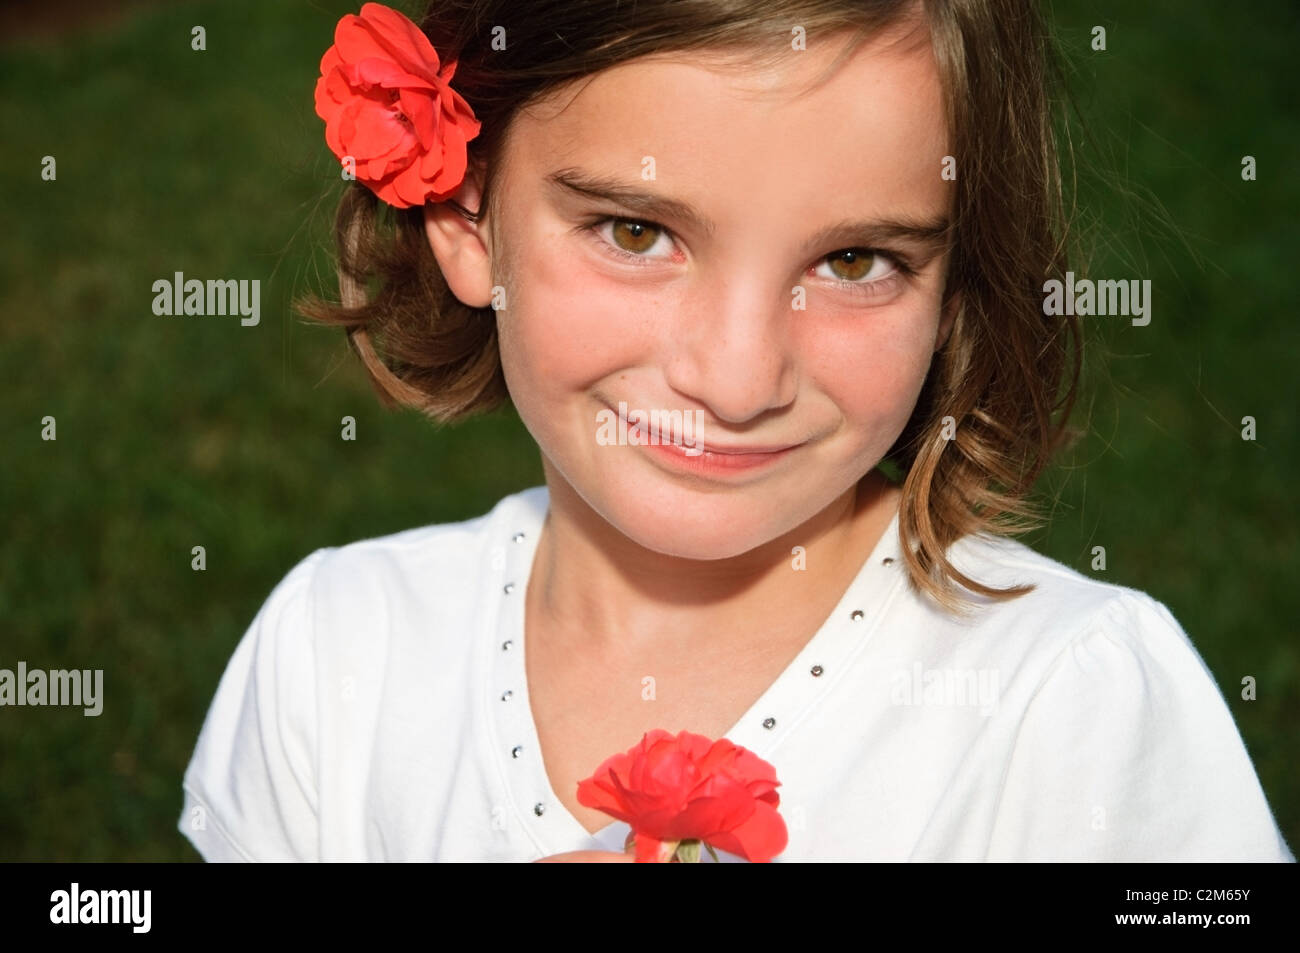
[493,503,903,831]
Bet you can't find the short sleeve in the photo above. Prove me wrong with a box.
[986,593,1295,861]
[177,550,331,862]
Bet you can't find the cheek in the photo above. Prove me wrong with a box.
[495,226,656,451]
[800,298,940,432]
[498,231,655,394]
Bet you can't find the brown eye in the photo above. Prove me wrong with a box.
[826,249,877,281]
[610,219,662,254]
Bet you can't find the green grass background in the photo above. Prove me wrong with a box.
[0,0,1295,860]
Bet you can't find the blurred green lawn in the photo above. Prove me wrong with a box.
[0,0,1295,860]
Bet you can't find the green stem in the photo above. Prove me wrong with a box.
[673,839,702,863]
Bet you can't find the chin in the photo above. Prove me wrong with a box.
[617,515,775,561]
[586,469,815,560]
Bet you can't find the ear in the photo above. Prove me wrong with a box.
[422,164,494,309]
[935,289,961,352]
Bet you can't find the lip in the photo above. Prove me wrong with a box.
[641,438,799,475]
[611,403,800,455]
[610,404,804,476]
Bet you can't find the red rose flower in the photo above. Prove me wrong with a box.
[314,2,481,208]
[576,729,789,863]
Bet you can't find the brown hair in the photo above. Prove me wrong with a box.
[298,0,1083,616]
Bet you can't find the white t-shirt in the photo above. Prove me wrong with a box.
[178,485,1294,862]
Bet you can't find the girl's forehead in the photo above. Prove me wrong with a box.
[527,17,935,121]
[506,26,949,221]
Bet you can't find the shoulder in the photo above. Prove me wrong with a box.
[277,484,546,613]
[312,485,543,582]
[177,486,550,860]
[914,527,1198,683]
[946,526,1173,620]
[914,529,1257,766]
[950,533,1229,760]
[933,533,1292,859]
[897,526,1232,750]
[234,484,548,678]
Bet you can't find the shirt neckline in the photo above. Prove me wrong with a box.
[485,483,905,859]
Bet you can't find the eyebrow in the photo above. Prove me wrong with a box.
[545,166,952,256]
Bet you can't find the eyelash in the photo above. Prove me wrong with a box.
[579,215,918,299]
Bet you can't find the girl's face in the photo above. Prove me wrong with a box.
[478,20,953,560]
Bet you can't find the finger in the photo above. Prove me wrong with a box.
[533,850,638,863]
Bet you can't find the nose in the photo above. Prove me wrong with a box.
[662,270,798,424]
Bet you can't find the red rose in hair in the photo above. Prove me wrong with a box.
[577,729,788,863]
[314,2,481,207]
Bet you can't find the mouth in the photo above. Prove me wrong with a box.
[612,404,800,455]
[608,403,805,476]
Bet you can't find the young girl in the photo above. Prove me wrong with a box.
[177,0,1294,862]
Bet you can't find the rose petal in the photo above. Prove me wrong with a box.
[704,800,788,862]
[323,115,347,158]
[641,745,694,796]
[351,57,436,91]
[359,146,413,182]
[370,181,410,209]
[318,45,343,78]
[673,793,756,838]
[339,99,410,160]
[632,831,670,863]
[390,161,432,207]
[367,166,414,208]
[314,74,339,124]
[325,67,352,106]
[356,1,444,81]
[418,139,445,182]
[334,13,394,69]
[400,87,437,141]
[576,775,627,817]
[315,68,351,126]
[631,805,696,840]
